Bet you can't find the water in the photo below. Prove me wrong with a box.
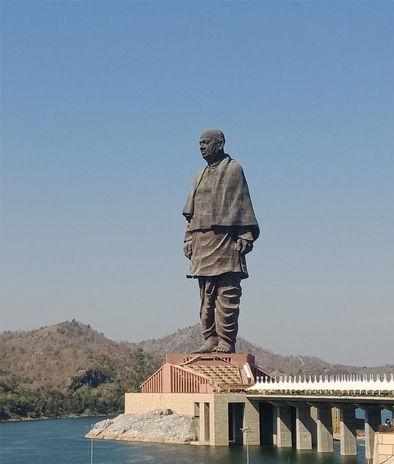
[0,417,367,464]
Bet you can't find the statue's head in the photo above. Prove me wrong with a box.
[199,129,225,163]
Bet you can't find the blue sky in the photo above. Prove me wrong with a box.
[1,1,393,367]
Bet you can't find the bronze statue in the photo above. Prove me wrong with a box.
[183,129,259,353]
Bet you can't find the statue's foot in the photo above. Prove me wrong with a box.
[213,341,235,354]
[192,337,218,354]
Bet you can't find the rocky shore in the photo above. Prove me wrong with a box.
[86,409,198,444]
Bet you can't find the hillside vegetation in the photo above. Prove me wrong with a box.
[1,320,392,421]
[0,320,161,420]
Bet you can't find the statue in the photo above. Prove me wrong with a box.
[183,129,259,353]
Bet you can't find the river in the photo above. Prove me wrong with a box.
[0,417,366,464]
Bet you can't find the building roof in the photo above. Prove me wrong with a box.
[140,353,272,394]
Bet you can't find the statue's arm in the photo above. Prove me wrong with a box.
[184,224,193,259]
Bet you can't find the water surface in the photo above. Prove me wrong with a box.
[0,417,366,464]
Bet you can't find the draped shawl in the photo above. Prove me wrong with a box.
[182,155,260,240]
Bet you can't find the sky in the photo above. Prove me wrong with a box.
[1,1,393,367]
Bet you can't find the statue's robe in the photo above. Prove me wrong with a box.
[183,154,259,278]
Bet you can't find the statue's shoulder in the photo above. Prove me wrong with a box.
[224,155,244,174]
[190,167,206,188]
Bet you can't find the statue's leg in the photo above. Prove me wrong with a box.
[213,273,242,353]
[194,276,218,353]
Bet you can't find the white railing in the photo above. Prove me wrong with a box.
[247,374,394,395]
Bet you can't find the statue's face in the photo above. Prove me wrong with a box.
[199,132,223,161]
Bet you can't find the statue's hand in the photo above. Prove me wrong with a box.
[184,240,192,259]
[236,238,253,255]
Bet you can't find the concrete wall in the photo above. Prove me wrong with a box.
[125,392,259,446]
[125,393,215,416]
[373,433,394,464]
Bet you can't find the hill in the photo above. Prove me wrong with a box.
[130,324,394,377]
[1,320,392,421]
[0,320,161,420]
